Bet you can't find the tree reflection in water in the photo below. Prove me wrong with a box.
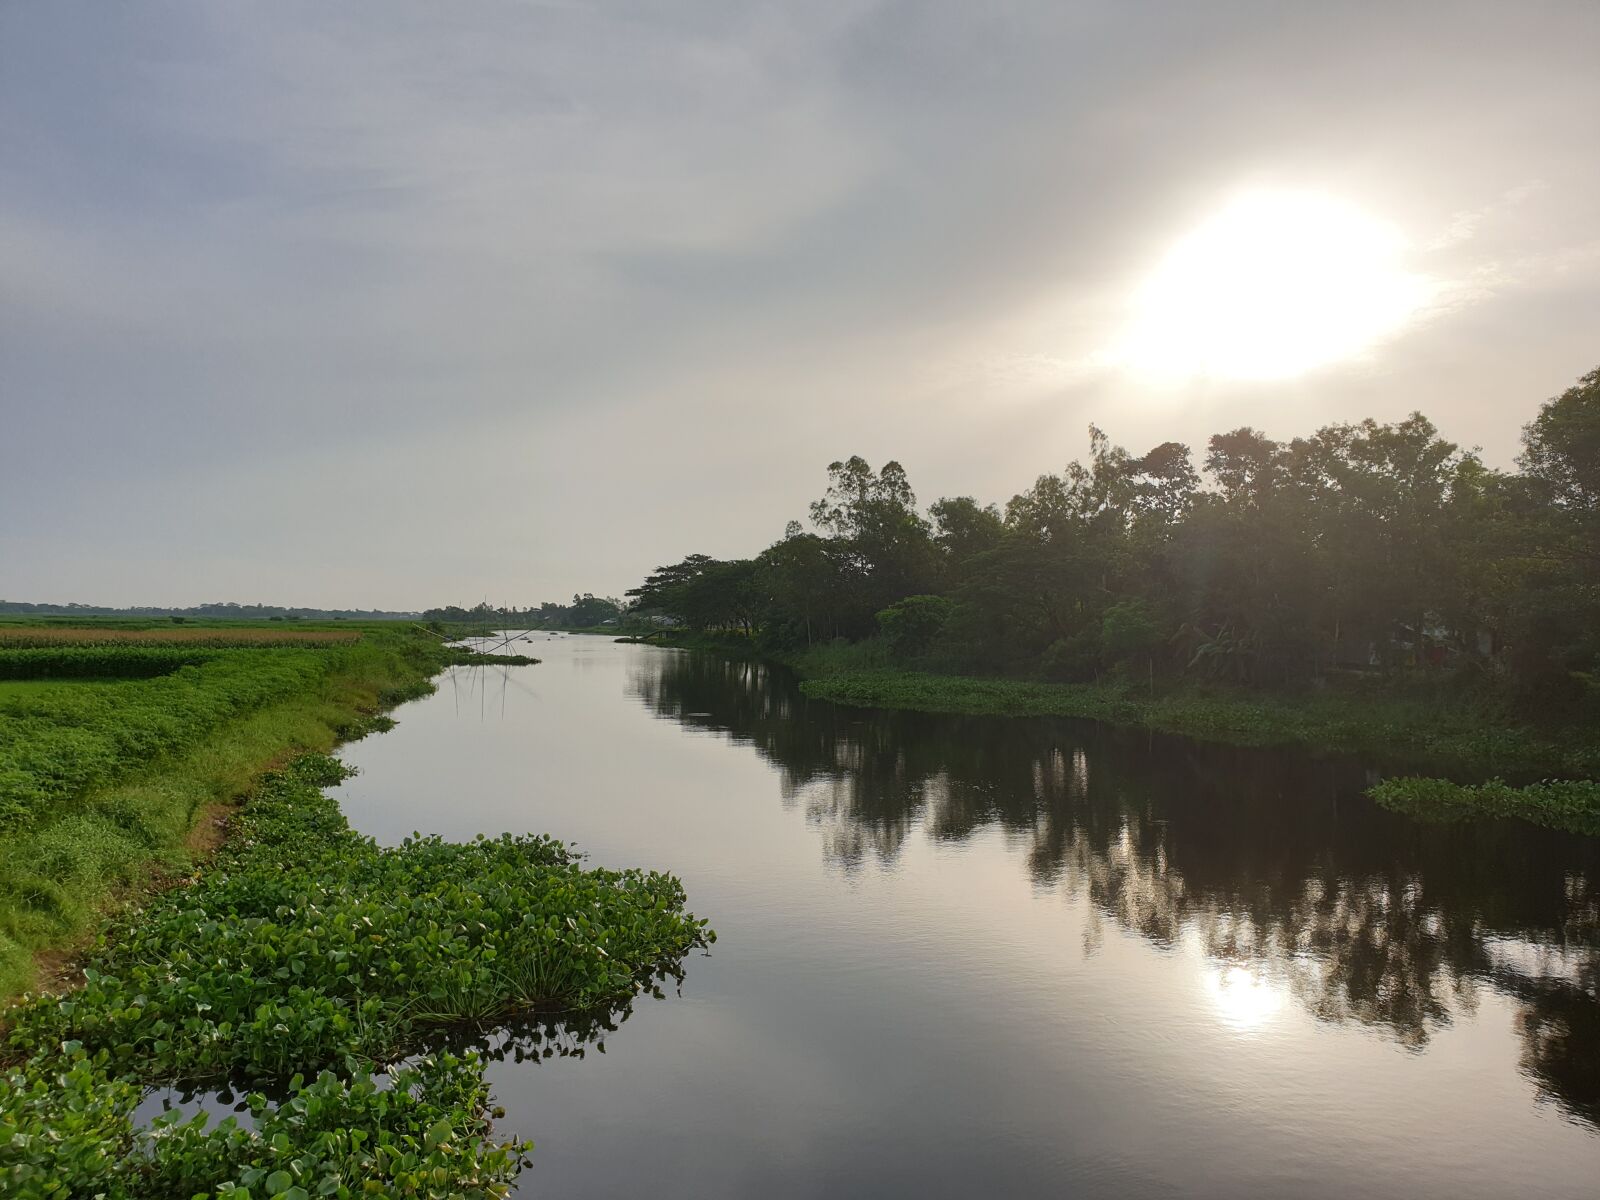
[629,650,1600,1129]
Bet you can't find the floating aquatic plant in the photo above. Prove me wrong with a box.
[0,753,713,1197]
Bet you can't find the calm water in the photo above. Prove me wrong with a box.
[330,635,1600,1198]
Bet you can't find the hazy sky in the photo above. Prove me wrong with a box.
[4,1,1598,609]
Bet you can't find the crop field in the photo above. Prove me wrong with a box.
[0,650,331,827]
[0,622,452,999]
[0,627,364,682]
[0,626,362,647]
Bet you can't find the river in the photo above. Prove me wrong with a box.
[330,634,1600,1198]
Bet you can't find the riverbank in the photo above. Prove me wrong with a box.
[801,668,1600,833]
[798,668,1593,772]
[0,751,712,1196]
[611,628,1600,832]
[613,631,1589,766]
[0,623,454,999]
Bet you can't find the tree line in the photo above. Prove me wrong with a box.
[626,366,1600,711]
[422,595,624,629]
[0,601,420,621]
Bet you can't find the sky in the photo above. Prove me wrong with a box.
[3,1,1598,610]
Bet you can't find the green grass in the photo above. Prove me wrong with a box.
[0,626,453,1000]
[1,753,712,1197]
[796,668,1600,777]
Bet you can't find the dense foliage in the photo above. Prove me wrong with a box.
[0,754,713,1198]
[1,1046,524,1200]
[422,595,624,629]
[626,368,1600,718]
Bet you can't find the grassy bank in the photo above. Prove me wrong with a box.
[605,632,1600,830]
[1,753,712,1197]
[795,668,1600,775]
[794,665,1600,834]
[0,625,452,999]
[612,629,758,655]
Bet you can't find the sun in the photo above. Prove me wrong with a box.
[1118,189,1433,381]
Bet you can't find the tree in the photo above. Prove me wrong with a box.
[1520,367,1600,514]
[929,497,1004,569]
[1205,427,1283,507]
[1501,367,1600,702]
[808,456,936,616]
[618,367,1600,708]
[1127,441,1199,528]
[1284,413,1469,670]
[567,593,622,626]
[876,595,956,662]
[1099,598,1165,684]
[626,555,758,632]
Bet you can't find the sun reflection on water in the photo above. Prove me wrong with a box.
[1204,964,1288,1033]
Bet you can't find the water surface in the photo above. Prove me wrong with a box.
[332,635,1600,1198]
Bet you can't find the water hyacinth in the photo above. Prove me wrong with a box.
[1368,775,1600,837]
[1,1044,528,1200]
[0,753,713,1197]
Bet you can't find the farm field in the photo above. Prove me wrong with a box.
[0,626,362,646]
[0,621,450,998]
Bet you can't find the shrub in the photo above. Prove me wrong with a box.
[1099,599,1165,672]
[1042,628,1101,683]
[875,595,955,663]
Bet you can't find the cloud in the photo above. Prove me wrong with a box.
[3,1,1599,604]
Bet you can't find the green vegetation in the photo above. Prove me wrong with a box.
[423,594,624,630]
[448,651,540,667]
[616,367,1600,826]
[3,1046,526,1200]
[0,653,330,826]
[0,624,454,999]
[0,646,226,680]
[1368,776,1600,836]
[1,754,712,1198]
[796,668,1600,775]
[0,627,361,646]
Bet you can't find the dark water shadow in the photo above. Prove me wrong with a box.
[629,650,1600,1130]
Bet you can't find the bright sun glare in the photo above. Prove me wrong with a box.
[1203,964,1287,1032]
[1120,189,1433,381]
